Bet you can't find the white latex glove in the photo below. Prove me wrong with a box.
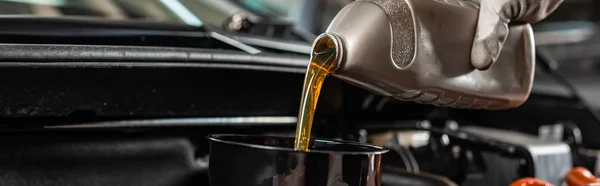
[467,0,564,70]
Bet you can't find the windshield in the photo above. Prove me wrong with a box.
[0,0,351,40]
[0,0,302,26]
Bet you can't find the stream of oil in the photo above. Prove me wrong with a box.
[294,36,338,151]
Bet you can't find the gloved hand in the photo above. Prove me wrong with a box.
[468,0,564,70]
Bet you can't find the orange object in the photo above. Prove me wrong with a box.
[566,167,599,186]
[510,178,554,186]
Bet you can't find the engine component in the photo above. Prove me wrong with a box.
[460,126,572,186]
[566,167,599,186]
[510,178,553,186]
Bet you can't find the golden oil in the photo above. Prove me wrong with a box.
[294,36,337,151]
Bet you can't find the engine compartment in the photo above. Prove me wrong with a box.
[0,61,594,185]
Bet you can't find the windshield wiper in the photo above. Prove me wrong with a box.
[0,16,268,54]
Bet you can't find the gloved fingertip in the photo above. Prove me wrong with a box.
[471,47,495,70]
[473,58,493,70]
